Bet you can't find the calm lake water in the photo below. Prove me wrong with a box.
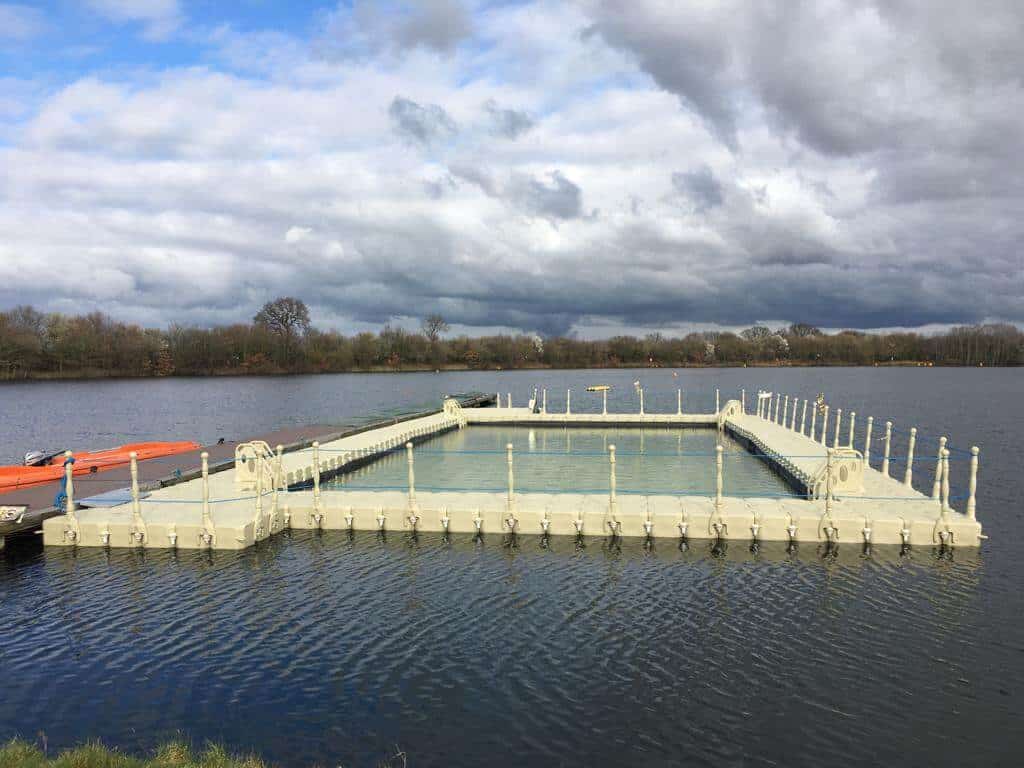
[1,368,1022,767]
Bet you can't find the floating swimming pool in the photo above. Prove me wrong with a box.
[325,426,796,498]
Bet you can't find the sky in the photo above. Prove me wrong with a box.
[0,0,1021,338]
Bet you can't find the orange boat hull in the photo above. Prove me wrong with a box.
[0,441,201,492]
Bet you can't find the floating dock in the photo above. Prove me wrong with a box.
[39,388,984,550]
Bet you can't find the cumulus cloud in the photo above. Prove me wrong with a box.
[388,96,458,145]
[86,0,182,41]
[0,0,1021,336]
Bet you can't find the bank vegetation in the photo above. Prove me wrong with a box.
[1,299,1021,380]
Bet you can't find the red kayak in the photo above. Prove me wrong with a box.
[0,441,201,492]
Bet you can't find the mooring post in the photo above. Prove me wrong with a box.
[904,428,917,486]
[741,388,746,414]
[566,389,571,415]
[800,399,808,435]
[677,389,683,416]
[715,444,724,512]
[639,387,645,415]
[542,388,547,414]
[715,388,720,414]
[496,392,501,408]
[65,450,77,520]
[848,411,856,447]
[406,442,417,512]
[506,443,515,514]
[810,401,818,441]
[201,451,212,532]
[312,441,322,512]
[864,417,874,467]
[931,437,948,499]
[820,406,829,446]
[609,444,617,517]
[602,388,608,415]
[882,421,892,476]
[941,448,951,515]
[507,392,512,409]
[967,446,979,520]
[832,408,842,448]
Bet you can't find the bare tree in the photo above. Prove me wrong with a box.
[254,297,311,362]
[421,313,450,343]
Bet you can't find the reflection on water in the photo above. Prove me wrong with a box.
[0,531,1001,767]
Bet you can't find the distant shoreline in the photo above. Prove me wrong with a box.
[0,359,1008,383]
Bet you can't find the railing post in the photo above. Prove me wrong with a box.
[406,442,417,512]
[833,408,842,449]
[904,428,916,486]
[882,421,892,476]
[800,399,808,435]
[507,392,512,408]
[967,447,979,520]
[254,451,263,523]
[312,441,322,512]
[810,400,817,440]
[609,444,617,517]
[825,448,834,516]
[941,448,951,516]
[847,411,856,447]
[820,406,829,446]
[506,443,514,514]
[65,450,77,522]
[715,444,723,512]
[566,389,571,415]
[931,437,947,500]
[782,395,789,427]
[542,388,547,414]
[863,417,874,467]
[129,450,140,520]
[741,389,745,414]
[496,392,501,408]
[201,451,212,532]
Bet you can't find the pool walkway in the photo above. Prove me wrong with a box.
[38,392,984,550]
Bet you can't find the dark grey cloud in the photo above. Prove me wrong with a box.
[506,171,582,220]
[319,0,472,59]
[672,166,723,212]
[484,99,534,139]
[394,0,471,54]
[388,96,457,144]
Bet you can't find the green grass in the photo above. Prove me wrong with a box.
[0,741,268,768]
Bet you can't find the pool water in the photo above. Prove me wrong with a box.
[325,426,796,497]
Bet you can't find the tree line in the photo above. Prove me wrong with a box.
[1,298,1021,380]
